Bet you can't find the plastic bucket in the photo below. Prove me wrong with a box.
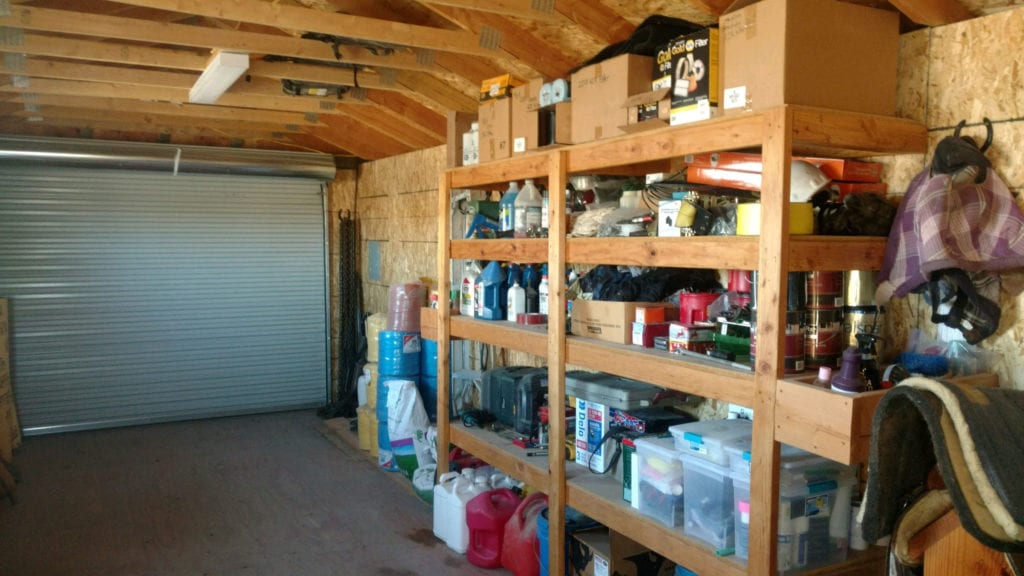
[679,292,719,324]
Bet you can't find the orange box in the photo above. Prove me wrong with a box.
[634,306,666,324]
[683,152,883,183]
[687,166,762,192]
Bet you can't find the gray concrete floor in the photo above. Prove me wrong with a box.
[0,410,497,576]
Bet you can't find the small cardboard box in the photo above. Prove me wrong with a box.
[635,306,666,324]
[631,321,670,348]
[575,396,621,478]
[478,97,512,163]
[571,300,660,344]
[621,89,671,134]
[511,78,543,154]
[571,528,675,576]
[480,73,521,102]
[538,102,572,147]
[571,54,653,144]
[669,28,719,126]
[719,0,898,116]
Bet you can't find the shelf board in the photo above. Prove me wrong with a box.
[787,237,886,271]
[450,152,550,189]
[449,424,549,491]
[566,336,755,407]
[790,107,929,157]
[451,238,548,263]
[567,236,759,269]
[450,315,548,358]
[566,463,746,576]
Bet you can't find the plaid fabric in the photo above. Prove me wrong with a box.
[880,167,1024,299]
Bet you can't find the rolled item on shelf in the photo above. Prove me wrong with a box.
[378,330,421,377]
[387,282,426,332]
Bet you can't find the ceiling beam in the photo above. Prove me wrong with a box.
[1,59,197,90]
[8,107,298,139]
[336,105,443,149]
[418,0,561,21]
[0,6,439,73]
[0,114,278,142]
[107,0,501,57]
[888,0,973,25]
[279,131,354,156]
[0,33,210,71]
[4,94,325,127]
[306,123,406,160]
[396,71,477,113]
[366,91,446,138]
[247,60,406,93]
[552,0,634,46]
[0,77,344,116]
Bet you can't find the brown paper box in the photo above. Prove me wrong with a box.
[511,78,543,154]
[570,54,654,144]
[478,97,512,163]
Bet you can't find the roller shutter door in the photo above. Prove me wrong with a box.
[0,166,328,434]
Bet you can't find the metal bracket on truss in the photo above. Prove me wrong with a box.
[3,52,25,71]
[531,0,555,14]
[0,1,10,18]
[479,25,502,51]
[304,112,319,124]
[11,74,29,89]
[416,49,435,66]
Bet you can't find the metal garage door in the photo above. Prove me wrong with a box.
[0,166,329,434]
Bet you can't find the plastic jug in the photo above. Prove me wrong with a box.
[461,260,481,317]
[499,182,519,236]
[448,470,489,554]
[515,179,542,238]
[501,492,549,576]
[507,281,526,323]
[522,264,540,313]
[538,275,549,315]
[478,260,507,321]
[466,488,522,568]
[433,471,461,543]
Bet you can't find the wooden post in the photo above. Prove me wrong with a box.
[436,171,453,475]
[546,150,567,576]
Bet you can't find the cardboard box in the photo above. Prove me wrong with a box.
[480,73,521,102]
[575,396,622,479]
[571,54,653,143]
[538,102,572,147]
[719,0,898,116]
[669,322,716,342]
[631,321,670,348]
[511,78,543,154]
[621,89,670,134]
[571,300,661,344]
[571,528,675,576]
[478,97,512,163]
[635,306,666,324]
[669,28,719,126]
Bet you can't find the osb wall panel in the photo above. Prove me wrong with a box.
[358,145,445,316]
[327,170,357,396]
[877,7,1024,389]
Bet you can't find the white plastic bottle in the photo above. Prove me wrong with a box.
[514,179,542,238]
[460,261,481,317]
[538,274,550,315]
[540,186,550,236]
[507,280,525,323]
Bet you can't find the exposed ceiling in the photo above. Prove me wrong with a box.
[0,0,1018,161]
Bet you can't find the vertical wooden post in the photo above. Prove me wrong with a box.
[748,106,793,575]
[546,150,568,576]
[436,171,453,476]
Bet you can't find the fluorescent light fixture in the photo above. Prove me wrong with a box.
[189,50,249,104]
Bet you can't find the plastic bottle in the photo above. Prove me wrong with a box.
[499,181,519,237]
[811,366,832,389]
[620,188,640,208]
[514,179,542,238]
[478,261,507,321]
[538,274,550,315]
[507,281,525,323]
[831,346,865,394]
[462,122,479,166]
[461,261,481,317]
[473,266,485,318]
[540,186,549,235]
[522,264,540,313]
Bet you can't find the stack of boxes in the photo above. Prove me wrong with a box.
[631,305,671,349]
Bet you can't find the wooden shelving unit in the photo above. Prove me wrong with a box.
[433,105,927,576]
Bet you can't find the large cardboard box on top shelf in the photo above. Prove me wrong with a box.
[719,0,898,116]
[570,53,653,144]
[571,527,675,576]
[477,96,512,163]
[511,77,543,154]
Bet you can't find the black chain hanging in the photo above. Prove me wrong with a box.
[319,209,363,419]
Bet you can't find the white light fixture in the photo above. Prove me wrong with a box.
[189,50,249,104]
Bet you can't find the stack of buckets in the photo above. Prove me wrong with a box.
[804,271,845,369]
[750,272,806,373]
[378,328,421,472]
[356,313,387,457]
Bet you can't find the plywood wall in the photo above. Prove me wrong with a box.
[357,146,445,315]
[878,7,1024,389]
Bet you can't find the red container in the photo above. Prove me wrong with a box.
[728,269,753,294]
[501,492,549,576]
[679,292,720,324]
[466,489,522,568]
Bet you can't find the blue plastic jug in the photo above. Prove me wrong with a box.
[478,261,507,321]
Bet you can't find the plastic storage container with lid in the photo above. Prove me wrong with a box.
[564,370,662,411]
[681,453,736,551]
[634,436,685,529]
[669,418,753,466]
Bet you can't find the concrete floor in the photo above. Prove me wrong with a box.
[0,410,496,576]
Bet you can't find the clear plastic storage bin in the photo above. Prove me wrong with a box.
[681,453,735,551]
[669,418,752,466]
[635,436,685,529]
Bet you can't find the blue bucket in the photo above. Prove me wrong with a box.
[418,374,437,423]
[538,507,549,576]
[379,331,421,377]
[420,338,438,377]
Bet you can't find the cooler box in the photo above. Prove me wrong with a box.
[669,418,752,466]
[635,436,685,529]
[681,453,735,551]
[482,366,547,428]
